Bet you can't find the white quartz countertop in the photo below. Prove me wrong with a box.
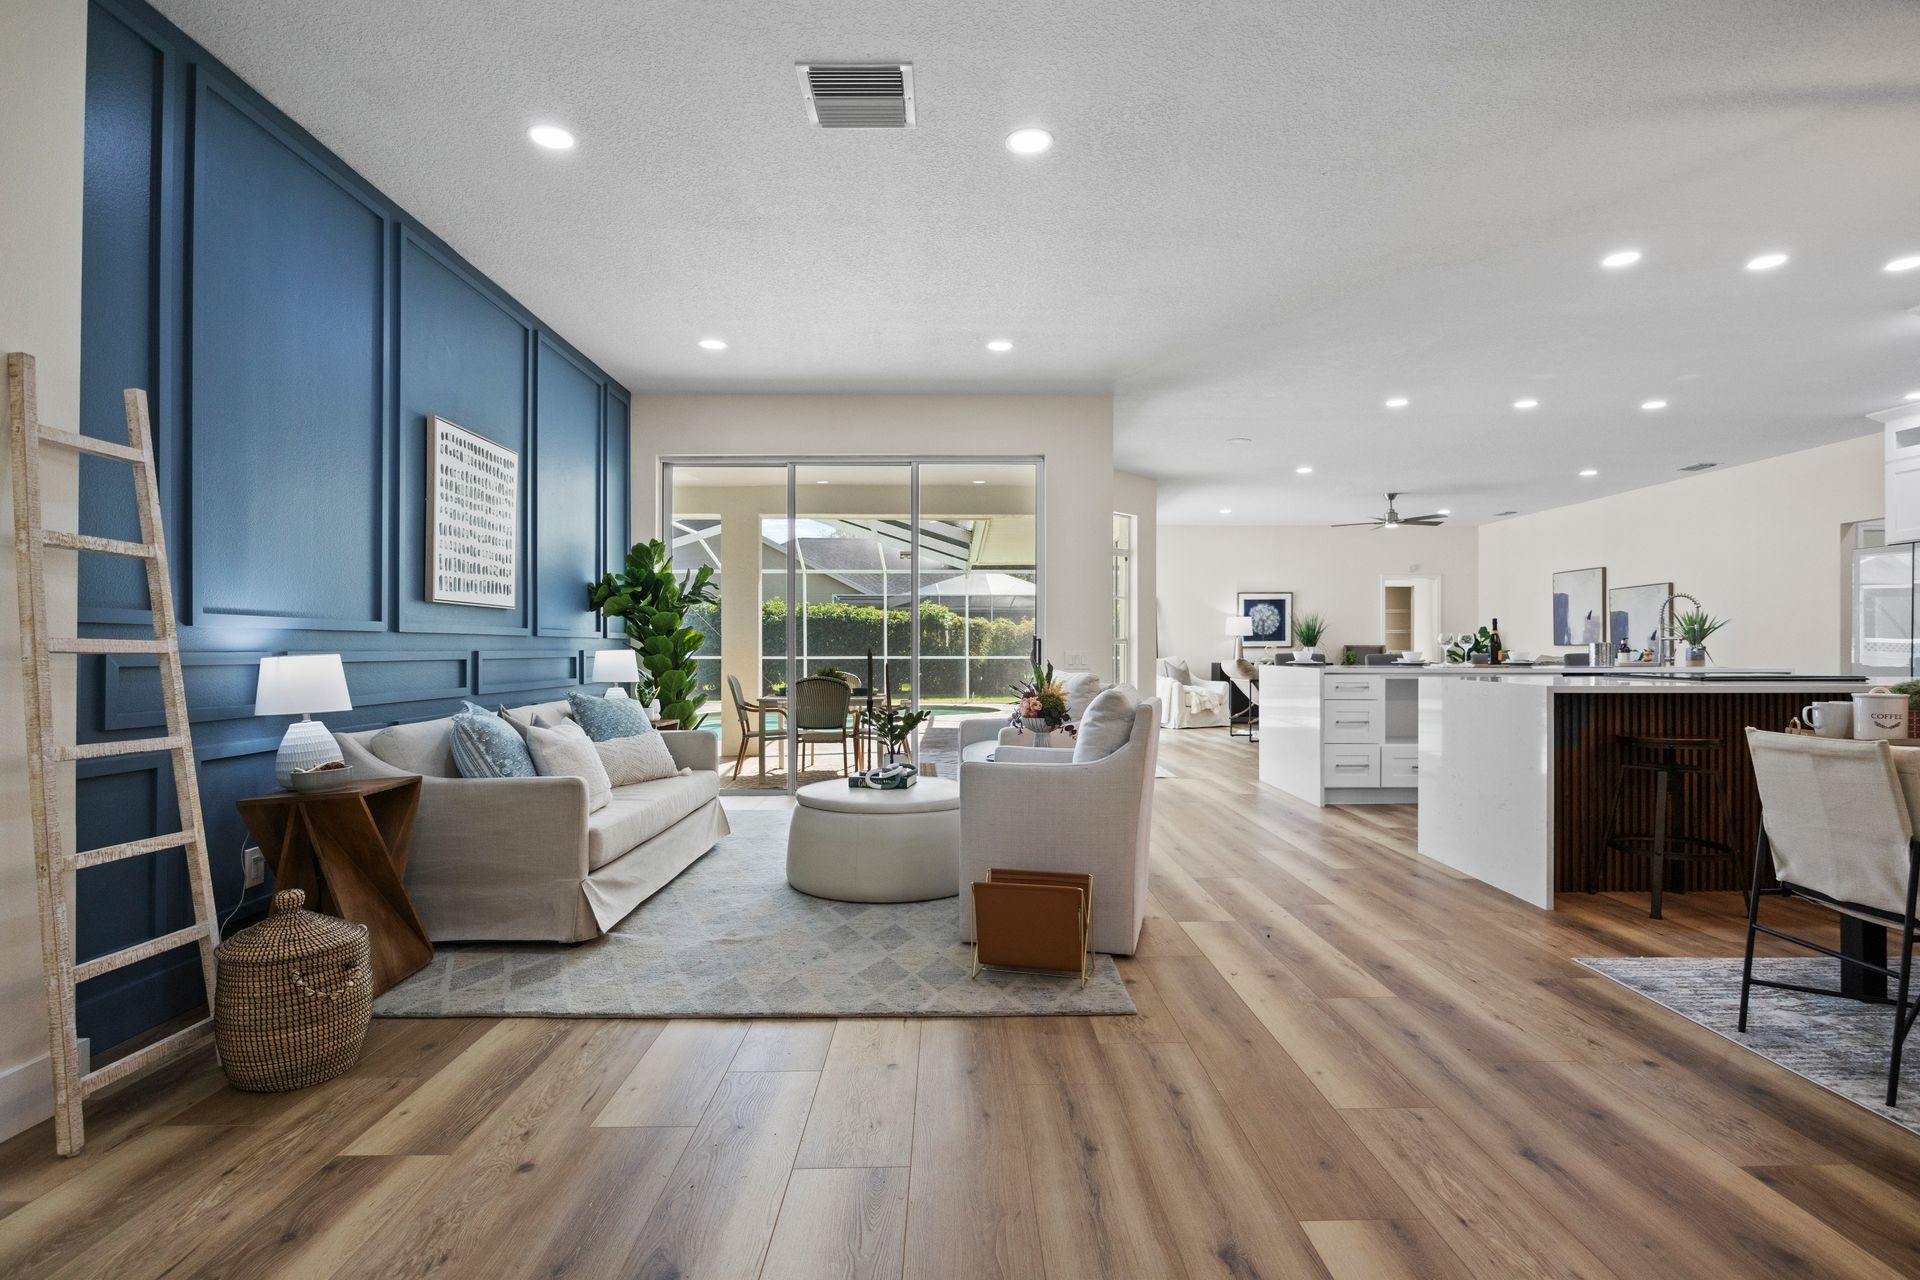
[1258,663,1865,694]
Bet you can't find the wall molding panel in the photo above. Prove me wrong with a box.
[77,0,632,1052]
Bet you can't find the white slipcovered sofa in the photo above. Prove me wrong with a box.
[334,698,729,943]
[1154,656,1229,728]
[957,698,1160,955]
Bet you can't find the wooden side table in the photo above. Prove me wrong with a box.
[236,776,432,995]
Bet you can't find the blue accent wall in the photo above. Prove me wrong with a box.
[77,0,632,1050]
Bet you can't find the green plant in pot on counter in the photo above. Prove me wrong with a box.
[1669,607,1728,665]
[1294,612,1327,661]
[588,539,721,728]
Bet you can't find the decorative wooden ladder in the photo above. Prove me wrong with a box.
[7,352,219,1155]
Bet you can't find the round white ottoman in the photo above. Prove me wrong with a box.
[787,777,961,903]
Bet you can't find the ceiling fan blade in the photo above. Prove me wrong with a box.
[1402,514,1446,524]
[1330,520,1381,527]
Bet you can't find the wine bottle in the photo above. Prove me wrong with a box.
[1488,618,1503,665]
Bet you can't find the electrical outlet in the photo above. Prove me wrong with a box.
[243,846,267,890]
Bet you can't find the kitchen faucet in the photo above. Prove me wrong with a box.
[1656,591,1701,666]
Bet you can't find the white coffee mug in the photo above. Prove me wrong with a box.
[1852,690,1909,741]
[1801,701,1851,739]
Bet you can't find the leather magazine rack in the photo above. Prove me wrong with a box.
[969,868,1092,986]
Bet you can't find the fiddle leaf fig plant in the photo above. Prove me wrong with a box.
[588,539,720,728]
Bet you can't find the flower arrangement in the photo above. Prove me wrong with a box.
[1009,659,1075,735]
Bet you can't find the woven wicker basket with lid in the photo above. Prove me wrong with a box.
[214,888,372,1091]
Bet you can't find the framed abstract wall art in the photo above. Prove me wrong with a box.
[427,415,519,608]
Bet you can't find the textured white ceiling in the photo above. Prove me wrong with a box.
[152,0,1920,524]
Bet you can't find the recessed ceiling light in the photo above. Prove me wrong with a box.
[1579,468,1598,477]
[1600,249,1641,268]
[815,479,830,485]
[698,338,727,351]
[1513,398,1539,410]
[1005,128,1053,156]
[1436,508,1452,515]
[1746,252,1789,271]
[1640,399,1667,410]
[972,478,986,484]
[1905,391,1920,402]
[528,125,575,150]
[1295,465,1313,474]
[985,339,1013,352]
[1218,508,1232,515]
[1885,255,1920,273]
[1384,397,1409,408]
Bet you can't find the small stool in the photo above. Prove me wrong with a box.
[1590,735,1740,919]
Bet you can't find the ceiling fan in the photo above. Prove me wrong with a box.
[1332,492,1446,530]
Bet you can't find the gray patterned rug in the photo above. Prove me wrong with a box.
[376,807,1134,1019]
[1579,956,1918,1135]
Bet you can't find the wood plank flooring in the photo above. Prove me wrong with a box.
[3,728,1918,1278]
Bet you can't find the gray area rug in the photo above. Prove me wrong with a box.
[1579,956,1917,1135]
[376,807,1134,1019]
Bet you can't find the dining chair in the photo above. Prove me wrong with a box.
[1742,729,1919,1104]
[793,676,855,776]
[727,673,784,780]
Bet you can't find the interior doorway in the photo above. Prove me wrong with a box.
[1381,575,1444,659]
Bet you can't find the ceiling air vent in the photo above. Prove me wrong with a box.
[1678,461,1718,472]
[1493,510,1520,517]
[796,63,915,129]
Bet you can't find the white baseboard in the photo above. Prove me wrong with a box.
[0,1051,53,1142]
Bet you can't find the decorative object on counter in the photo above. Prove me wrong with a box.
[589,646,641,699]
[1223,613,1255,660]
[256,653,353,788]
[1609,581,1674,653]
[870,699,931,765]
[970,868,1093,986]
[1293,611,1327,663]
[1235,590,1294,650]
[589,538,720,729]
[1551,566,1607,647]
[1009,657,1074,738]
[426,415,518,608]
[1797,700,1852,739]
[214,888,372,1092]
[1669,605,1728,666]
[1889,681,1920,738]
[289,759,355,793]
[1852,688,1910,741]
[849,762,918,789]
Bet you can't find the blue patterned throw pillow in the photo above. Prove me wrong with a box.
[450,702,536,778]
[566,691,655,742]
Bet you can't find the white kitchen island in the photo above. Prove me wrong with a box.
[1258,664,1867,909]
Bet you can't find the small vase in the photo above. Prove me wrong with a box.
[1682,645,1708,667]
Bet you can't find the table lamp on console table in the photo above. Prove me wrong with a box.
[1224,614,1254,660]
[591,647,641,698]
[255,654,353,787]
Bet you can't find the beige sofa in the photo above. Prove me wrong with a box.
[334,698,729,943]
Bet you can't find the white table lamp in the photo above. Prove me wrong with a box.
[591,647,640,698]
[1224,614,1254,659]
[255,654,352,787]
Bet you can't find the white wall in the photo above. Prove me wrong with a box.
[0,0,86,1141]
[1113,471,1158,690]
[1156,524,1481,670]
[631,395,1118,676]
[1478,435,1880,670]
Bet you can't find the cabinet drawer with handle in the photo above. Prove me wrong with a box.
[1322,744,1381,788]
[1381,743,1420,788]
[1323,701,1382,743]
[1323,674,1385,702]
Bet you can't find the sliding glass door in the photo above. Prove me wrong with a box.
[664,457,1041,793]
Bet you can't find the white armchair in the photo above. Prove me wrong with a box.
[1154,656,1229,729]
[958,701,1159,955]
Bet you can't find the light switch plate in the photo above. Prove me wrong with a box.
[243,847,267,889]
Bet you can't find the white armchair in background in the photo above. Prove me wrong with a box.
[1154,656,1229,729]
[958,697,1160,955]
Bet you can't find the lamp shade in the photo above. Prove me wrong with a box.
[591,648,641,685]
[254,654,352,717]
[1224,616,1255,638]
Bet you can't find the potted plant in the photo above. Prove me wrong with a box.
[1668,607,1728,667]
[870,701,931,766]
[1892,680,1920,738]
[1009,659,1073,740]
[1294,612,1328,663]
[588,539,721,729]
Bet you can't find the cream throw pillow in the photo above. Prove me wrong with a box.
[1072,685,1138,762]
[594,731,682,787]
[524,719,612,811]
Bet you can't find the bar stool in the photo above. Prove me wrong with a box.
[1590,734,1740,919]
